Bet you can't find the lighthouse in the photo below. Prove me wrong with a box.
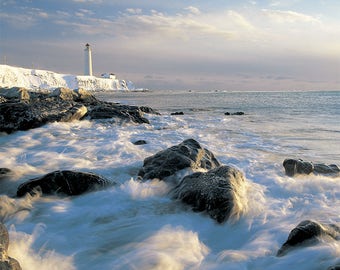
[84,43,93,76]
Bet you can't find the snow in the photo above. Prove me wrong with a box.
[0,65,135,91]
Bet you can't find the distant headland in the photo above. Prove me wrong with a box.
[0,64,136,91]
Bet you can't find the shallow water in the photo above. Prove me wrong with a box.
[1,90,339,269]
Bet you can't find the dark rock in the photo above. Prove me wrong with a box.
[171,165,247,223]
[171,112,184,115]
[277,220,340,256]
[225,112,245,115]
[17,170,112,197]
[139,106,160,115]
[283,159,340,176]
[0,87,30,102]
[0,168,13,180]
[0,87,156,133]
[0,223,22,270]
[138,139,220,183]
[314,163,340,174]
[88,103,149,124]
[133,140,147,145]
[283,159,314,176]
[0,99,87,133]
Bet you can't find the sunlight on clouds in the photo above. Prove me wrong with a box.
[261,9,320,23]
[184,6,201,15]
[2,1,339,91]
[126,8,142,15]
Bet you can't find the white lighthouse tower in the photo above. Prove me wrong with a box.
[84,43,93,76]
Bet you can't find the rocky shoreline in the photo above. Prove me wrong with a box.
[0,87,339,269]
[0,87,158,134]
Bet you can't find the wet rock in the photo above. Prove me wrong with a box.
[171,165,247,223]
[0,87,156,133]
[225,111,244,115]
[283,159,340,176]
[17,170,112,197]
[0,168,13,180]
[283,159,314,176]
[133,140,147,145]
[88,103,149,124]
[0,99,87,133]
[138,139,220,183]
[0,87,30,102]
[0,223,22,270]
[277,220,340,257]
[139,106,160,115]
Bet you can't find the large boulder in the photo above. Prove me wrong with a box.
[277,220,340,256]
[138,139,221,183]
[17,170,112,197]
[283,159,340,176]
[171,165,247,223]
[0,223,22,270]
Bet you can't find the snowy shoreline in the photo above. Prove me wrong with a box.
[0,64,136,91]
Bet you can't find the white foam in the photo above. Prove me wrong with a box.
[0,90,339,269]
[113,225,209,269]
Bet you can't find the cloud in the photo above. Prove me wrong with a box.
[0,12,36,29]
[2,1,340,91]
[261,9,320,23]
[184,6,201,15]
[125,8,142,14]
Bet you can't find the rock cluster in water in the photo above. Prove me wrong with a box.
[283,158,340,176]
[0,87,157,133]
[138,139,247,223]
[0,223,21,270]
[1,85,339,268]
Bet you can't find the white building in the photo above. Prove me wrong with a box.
[101,73,116,80]
[84,43,93,76]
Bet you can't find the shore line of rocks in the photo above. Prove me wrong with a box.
[1,87,339,269]
[0,87,159,134]
[1,139,339,269]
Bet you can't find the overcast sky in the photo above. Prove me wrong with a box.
[1,0,340,91]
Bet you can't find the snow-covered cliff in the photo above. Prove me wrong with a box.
[0,65,135,91]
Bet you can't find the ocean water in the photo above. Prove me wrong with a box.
[0,90,339,270]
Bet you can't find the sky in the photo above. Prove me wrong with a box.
[0,0,340,91]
